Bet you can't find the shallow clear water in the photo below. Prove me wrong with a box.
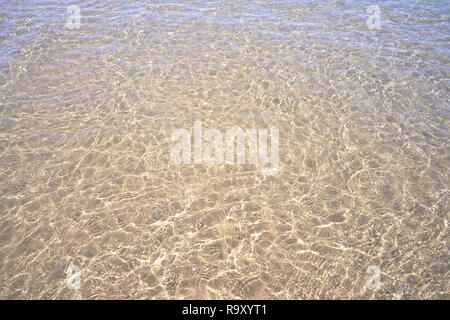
[0,0,448,299]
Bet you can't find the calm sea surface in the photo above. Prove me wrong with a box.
[0,0,448,299]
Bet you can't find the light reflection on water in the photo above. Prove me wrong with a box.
[0,0,448,299]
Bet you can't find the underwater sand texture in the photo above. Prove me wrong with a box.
[0,1,448,299]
